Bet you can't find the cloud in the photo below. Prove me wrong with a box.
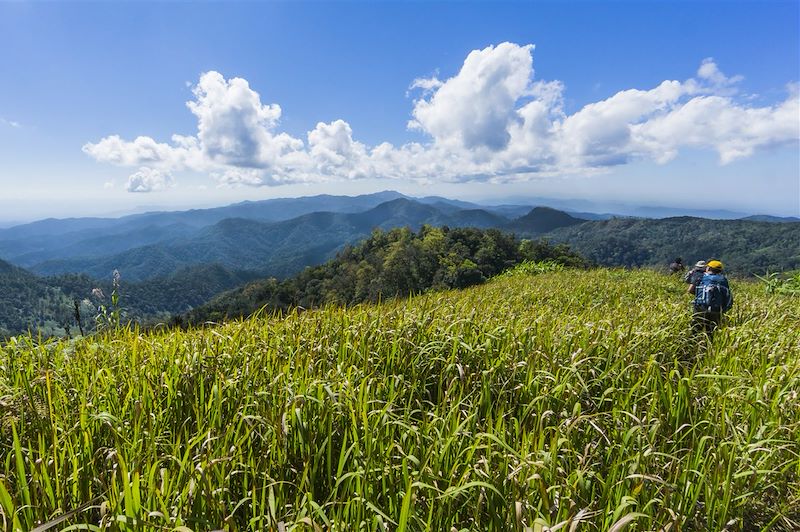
[557,80,689,167]
[697,57,743,91]
[409,76,443,92]
[213,167,272,187]
[1,117,21,128]
[308,120,369,179]
[84,44,800,189]
[126,167,175,193]
[84,135,191,168]
[409,42,534,151]
[186,71,298,168]
[631,89,800,164]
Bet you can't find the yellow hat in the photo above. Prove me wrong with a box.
[707,260,724,270]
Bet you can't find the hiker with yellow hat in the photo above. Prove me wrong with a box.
[688,259,733,336]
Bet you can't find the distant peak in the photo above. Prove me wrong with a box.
[509,206,584,234]
[520,206,579,220]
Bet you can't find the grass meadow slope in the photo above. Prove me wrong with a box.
[0,267,798,530]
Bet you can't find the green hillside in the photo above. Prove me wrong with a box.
[544,217,800,275]
[1,267,798,530]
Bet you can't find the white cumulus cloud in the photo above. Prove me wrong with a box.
[632,90,800,164]
[84,135,190,168]
[126,167,175,193]
[308,120,369,179]
[697,57,743,92]
[84,43,800,191]
[409,42,534,151]
[187,71,297,168]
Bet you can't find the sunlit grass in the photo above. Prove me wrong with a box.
[0,268,798,530]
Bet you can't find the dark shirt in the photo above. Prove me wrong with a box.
[684,268,705,286]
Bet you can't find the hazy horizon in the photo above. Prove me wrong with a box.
[1,188,796,229]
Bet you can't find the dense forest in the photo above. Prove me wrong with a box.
[187,225,588,324]
[0,259,76,338]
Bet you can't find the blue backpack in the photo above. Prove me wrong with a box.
[694,273,733,312]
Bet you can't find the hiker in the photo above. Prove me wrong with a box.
[684,260,706,287]
[669,257,684,274]
[688,259,733,336]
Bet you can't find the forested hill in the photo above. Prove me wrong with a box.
[0,258,73,338]
[0,262,261,338]
[541,216,800,275]
[506,206,585,234]
[186,225,589,324]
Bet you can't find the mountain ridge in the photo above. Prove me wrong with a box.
[26,198,512,281]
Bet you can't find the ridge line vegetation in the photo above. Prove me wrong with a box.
[185,225,589,325]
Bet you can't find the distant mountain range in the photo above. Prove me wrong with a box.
[3,191,795,280]
[0,191,797,337]
[476,195,793,220]
[23,198,508,281]
[0,191,405,264]
[741,214,800,223]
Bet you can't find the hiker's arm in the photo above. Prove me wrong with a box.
[688,284,696,295]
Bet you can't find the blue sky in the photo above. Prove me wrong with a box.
[0,1,798,223]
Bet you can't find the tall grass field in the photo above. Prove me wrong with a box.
[0,267,798,530]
